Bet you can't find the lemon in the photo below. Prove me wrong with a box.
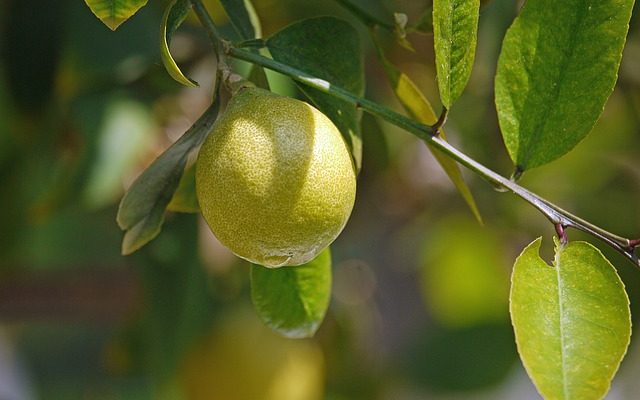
[196,87,356,267]
[179,308,325,400]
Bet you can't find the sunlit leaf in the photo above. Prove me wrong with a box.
[117,102,219,255]
[160,0,198,87]
[510,238,631,400]
[433,0,479,108]
[219,0,262,40]
[495,0,635,171]
[251,248,332,338]
[372,35,482,223]
[267,17,364,171]
[84,0,148,31]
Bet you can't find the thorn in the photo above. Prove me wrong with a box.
[491,182,509,193]
[555,223,568,246]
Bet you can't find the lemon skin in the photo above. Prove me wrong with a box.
[196,87,356,267]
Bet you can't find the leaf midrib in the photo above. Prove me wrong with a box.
[555,252,570,400]
[445,0,454,102]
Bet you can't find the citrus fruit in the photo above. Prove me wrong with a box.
[180,308,325,400]
[196,87,356,267]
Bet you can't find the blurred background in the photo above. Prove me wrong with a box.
[1,0,640,398]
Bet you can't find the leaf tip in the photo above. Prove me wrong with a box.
[273,323,320,339]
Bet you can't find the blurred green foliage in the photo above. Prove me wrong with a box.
[1,0,640,399]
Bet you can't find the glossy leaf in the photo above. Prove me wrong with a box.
[117,102,219,254]
[372,36,482,223]
[267,17,364,171]
[495,0,634,171]
[433,0,480,108]
[84,0,148,30]
[219,0,261,40]
[510,238,631,400]
[251,248,332,339]
[160,0,198,87]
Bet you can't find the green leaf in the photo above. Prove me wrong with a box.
[495,0,635,171]
[160,0,198,87]
[372,35,482,223]
[219,0,262,40]
[510,238,631,400]
[251,248,332,339]
[433,0,480,108]
[167,162,200,213]
[84,0,148,31]
[267,17,364,171]
[117,102,219,255]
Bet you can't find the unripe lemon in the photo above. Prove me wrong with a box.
[196,87,356,267]
[180,308,325,400]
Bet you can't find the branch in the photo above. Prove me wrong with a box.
[189,0,640,268]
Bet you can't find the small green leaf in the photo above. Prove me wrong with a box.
[372,35,482,223]
[510,238,631,400]
[219,0,262,40]
[267,17,364,171]
[84,0,148,31]
[160,0,198,87]
[167,162,200,213]
[251,248,332,339]
[495,0,635,171]
[117,102,219,254]
[433,0,480,108]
